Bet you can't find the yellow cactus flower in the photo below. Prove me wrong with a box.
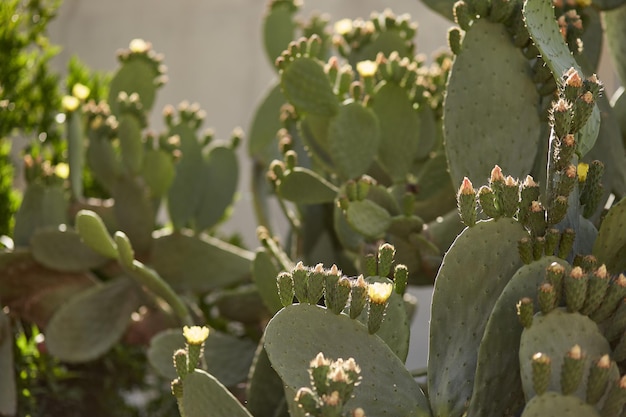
[577,162,589,182]
[367,282,393,304]
[62,95,80,112]
[183,325,209,345]
[54,163,69,179]
[356,60,378,78]
[72,83,90,100]
[334,18,353,35]
[129,38,149,53]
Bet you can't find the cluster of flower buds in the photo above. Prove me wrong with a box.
[295,352,365,417]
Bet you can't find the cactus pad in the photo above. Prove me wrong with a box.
[181,369,253,417]
[264,303,431,417]
[443,19,541,188]
[592,196,626,272]
[31,228,108,272]
[520,391,600,417]
[277,167,339,204]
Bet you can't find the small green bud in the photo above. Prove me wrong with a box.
[544,228,560,257]
[501,176,519,218]
[538,282,557,314]
[547,195,568,226]
[605,298,626,342]
[564,266,587,313]
[295,387,321,415]
[345,180,358,201]
[557,228,575,259]
[546,261,566,305]
[571,91,595,134]
[527,201,547,237]
[457,177,477,227]
[309,352,332,396]
[549,98,573,138]
[591,274,626,323]
[533,236,545,261]
[562,67,582,103]
[517,297,534,328]
[561,344,585,395]
[349,275,368,319]
[519,176,540,225]
[173,349,189,378]
[326,57,340,86]
[292,262,309,304]
[478,186,499,218]
[586,354,611,405]
[531,352,552,396]
[581,264,609,316]
[363,253,377,277]
[75,209,118,259]
[277,271,295,307]
[356,176,373,201]
[284,150,298,170]
[338,65,354,97]
[453,0,473,31]
[556,165,577,197]
[308,263,326,304]
[554,134,576,171]
[613,331,626,363]
[518,237,533,264]
[393,264,408,295]
[579,254,598,273]
[377,243,396,277]
[448,27,463,55]
[600,376,626,417]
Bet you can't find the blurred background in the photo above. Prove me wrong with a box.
[45,0,620,372]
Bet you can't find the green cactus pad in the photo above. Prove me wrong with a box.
[141,148,174,198]
[117,114,144,175]
[349,31,414,68]
[277,167,339,204]
[334,204,365,251]
[328,101,380,180]
[520,391,600,417]
[31,228,108,272]
[147,328,256,386]
[519,308,612,401]
[151,231,253,292]
[280,56,339,117]
[214,285,271,323]
[421,0,456,21]
[181,369,253,417]
[167,124,204,230]
[45,278,141,363]
[13,182,68,247]
[86,135,121,193]
[108,59,159,116]
[603,4,626,86]
[194,145,238,231]
[264,304,431,417]
[75,209,118,259]
[263,2,298,68]
[592,196,626,272]
[428,218,528,417]
[246,344,290,417]
[0,311,16,416]
[413,152,457,222]
[523,0,600,156]
[468,257,569,417]
[371,82,421,182]
[111,178,155,253]
[345,199,392,239]
[248,83,285,164]
[443,20,541,188]
[252,248,283,314]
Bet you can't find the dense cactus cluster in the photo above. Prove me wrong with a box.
[1,0,626,415]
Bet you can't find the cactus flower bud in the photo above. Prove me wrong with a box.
[448,27,463,55]
[538,282,557,314]
[457,177,477,227]
[556,165,577,196]
[605,299,626,342]
[292,262,309,304]
[580,264,610,316]
[356,176,373,201]
[363,253,377,277]
[72,83,91,100]
[547,195,568,226]
[334,18,353,35]
[600,375,626,417]
[532,352,552,396]
[277,271,295,307]
[353,408,366,417]
[591,274,626,323]
[518,237,533,264]
[544,228,560,257]
[527,201,547,236]
[308,264,326,305]
[532,236,545,260]
[565,266,588,313]
[586,354,611,405]
[561,345,585,395]
[129,38,149,54]
[62,95,80,112]
[519,176,540,224]
[171,377,183,399]
[557,228,575,259]
[350,275,368,319]
[173,349,189,378]
[377,243,396,277]
[517,297,534,328]
[550,98,572,138]
[295,387,321,415]
[478,186,499,218]
[393,264,409,295]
